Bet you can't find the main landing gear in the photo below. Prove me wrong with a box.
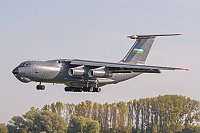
[36,83,45,90]
[64,87,101,93]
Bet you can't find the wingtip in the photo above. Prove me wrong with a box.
[175,33,182,36]
[177,68,189,71]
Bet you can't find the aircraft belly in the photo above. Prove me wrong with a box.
[64,77,114,88]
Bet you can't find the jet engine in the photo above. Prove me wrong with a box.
[68,66,88,77]
[88,67,112,78]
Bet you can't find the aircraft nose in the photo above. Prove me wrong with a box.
[12,68,19,75]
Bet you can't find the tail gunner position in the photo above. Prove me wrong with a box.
[12,34,188,92]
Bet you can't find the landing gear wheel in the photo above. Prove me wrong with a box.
[97,88,101,92]
[83,87,88,92]
[93,87,101,92]
[89,87,93,92]
[65,87,74,92]
[36,85,45,90]
[42,85,45,90]
[64,87,101,93]
[64,87,68,92]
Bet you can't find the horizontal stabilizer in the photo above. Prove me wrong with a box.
[128,34,182,39]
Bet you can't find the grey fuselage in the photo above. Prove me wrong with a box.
[12,34,184,90]
[12,59,140,88]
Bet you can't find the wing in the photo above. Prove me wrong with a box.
[68,59,188,74]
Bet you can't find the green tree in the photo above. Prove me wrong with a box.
[133,99,140,131]
[127,101,133,133]
[68,116,99,133]
[8,107,67,133]
[55,102,64,115]
[67,116,87,133]
[23,107,42,132]
[92,102,99,121]
[51,103,56,113]
[97,103,103,131]
[102,102,109,132]
[152,124,158,133]
[85,100,93,118]
[110,102,117,132]
[168,122,184,133]
[0,123,8,133]
[65,103,76,123]
[75,102,87,117]
[86,118,100,133]
[7,94,200,133]
[178,125,200,133]
[41,104,51,111]
[7,116,26,133]
[41,110,67,133]
[116,101,128,132]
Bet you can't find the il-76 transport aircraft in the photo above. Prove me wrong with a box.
[12,34,188,92]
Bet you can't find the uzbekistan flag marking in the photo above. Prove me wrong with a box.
[133,47,144,54]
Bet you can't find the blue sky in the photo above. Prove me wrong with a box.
[0,0,199,123]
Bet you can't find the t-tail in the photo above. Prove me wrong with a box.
[120,34,181,64]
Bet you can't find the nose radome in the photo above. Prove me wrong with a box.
[12,68,19,75]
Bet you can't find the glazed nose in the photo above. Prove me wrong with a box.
[12,68,19,75]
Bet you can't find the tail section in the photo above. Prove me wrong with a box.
[121,34,181,64]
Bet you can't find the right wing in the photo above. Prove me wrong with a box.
[69,59,189,74]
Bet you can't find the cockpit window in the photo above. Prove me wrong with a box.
[19,62,25,66]
[19,62,31,67]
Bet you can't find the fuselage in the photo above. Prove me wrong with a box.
[12,59,140,88]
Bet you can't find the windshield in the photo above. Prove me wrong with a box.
[19,62,31,67]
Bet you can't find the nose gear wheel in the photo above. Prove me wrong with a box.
[36,82,45,90]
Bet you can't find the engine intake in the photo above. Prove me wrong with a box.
[68,66,88,77]
[88,67,112,78]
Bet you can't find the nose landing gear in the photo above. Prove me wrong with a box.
[36,82,45,90]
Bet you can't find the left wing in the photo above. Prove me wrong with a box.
[69,59,188,74]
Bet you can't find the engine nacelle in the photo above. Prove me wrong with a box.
[68,66,88,77]
[88,67,112,78]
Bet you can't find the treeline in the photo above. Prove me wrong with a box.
[2,95,200,133]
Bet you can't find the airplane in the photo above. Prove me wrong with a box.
[12,34,188,92]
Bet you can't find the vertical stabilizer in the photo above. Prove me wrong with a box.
[121,34,181,64]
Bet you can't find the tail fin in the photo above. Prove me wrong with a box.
[120,34,181,64]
